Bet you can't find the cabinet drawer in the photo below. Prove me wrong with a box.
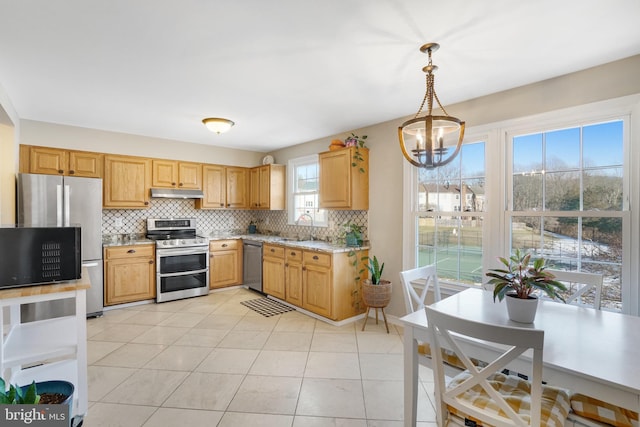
[209,239,239,251]
[303,251,331,268]
[105,244,155,259]
[264,244,285,258]
[286,248,303,262]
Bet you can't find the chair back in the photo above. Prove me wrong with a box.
[546,269,603,310]
[426,305,545,426]
[400,265,441,314]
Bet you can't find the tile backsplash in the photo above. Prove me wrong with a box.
[102,199,368,242]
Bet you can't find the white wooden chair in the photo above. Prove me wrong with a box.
[546,269,603,310]
[425,305,572,427]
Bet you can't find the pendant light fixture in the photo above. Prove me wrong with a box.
[202,117,235,134]
[398,43,465,168]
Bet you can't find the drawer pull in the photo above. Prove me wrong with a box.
[290,252,295,256]
[313,255,319,260]
[270,248,275,252]
[222,244,228,247]
[127,249,136,254]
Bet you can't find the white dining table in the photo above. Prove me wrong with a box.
[400,287,640,427]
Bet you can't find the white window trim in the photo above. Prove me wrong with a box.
[287,154,328,227]
[403,94,640,314]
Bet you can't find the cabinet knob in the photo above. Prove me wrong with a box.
[58,169,64,174]
[220,203,224,207]
[127,249,136,254]
[290,252,295,256]
[285,263,289,267]
[69,170,75,175]
[302,266,306,271]
[270,248,275,252]
[313,255,319,260]
[171,182,176,186]
[179,183,183,187]
[210,254,214,257]
[222,244,228,247]
[144,201,149,206]
[149,260,153,264]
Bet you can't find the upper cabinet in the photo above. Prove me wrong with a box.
[319,147,369,210]
[196,165,249,209]
[152,160,202,189]
[103,155,152,208]
[249,164,286,210]
[21,145,103,178]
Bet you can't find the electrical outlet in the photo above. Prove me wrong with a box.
[114,217,123,228]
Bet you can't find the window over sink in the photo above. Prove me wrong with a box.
[287,154,328,227]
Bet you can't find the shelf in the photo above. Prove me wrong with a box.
[3,315,78,368]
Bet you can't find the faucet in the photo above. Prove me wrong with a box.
[296,213,316,240]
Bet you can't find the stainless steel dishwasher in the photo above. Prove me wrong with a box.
[243,240,263,293]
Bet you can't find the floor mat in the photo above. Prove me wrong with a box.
[241,297,296,317]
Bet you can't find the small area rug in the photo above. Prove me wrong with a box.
[241,297,295,317]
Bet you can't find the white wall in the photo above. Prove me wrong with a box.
[19,120,265,167]
[0,81,19,224]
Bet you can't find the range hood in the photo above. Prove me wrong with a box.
[150,188,204,199]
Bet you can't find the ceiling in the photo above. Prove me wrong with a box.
[1,0,639,152]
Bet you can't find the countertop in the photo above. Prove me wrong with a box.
[103,234,369,253]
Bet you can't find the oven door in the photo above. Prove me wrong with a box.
[156,246,209,303]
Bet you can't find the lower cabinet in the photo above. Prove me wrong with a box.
[209,239,242,289]
[263,244,286,299]
[104,244,156,306]
[262,244,368,321]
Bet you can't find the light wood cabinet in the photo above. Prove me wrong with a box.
[263,244,286,299]
[262,244,368,321]
[319,147,369,210]
[209,239,242,289]
[152,160,202,189]
[197,165,249,209]
[285,248,303,306]
[249,164,286,210]
[103,154,152,208]
[22,145,103,177]
[104,244,155,306]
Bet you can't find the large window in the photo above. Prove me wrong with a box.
[508,120,626,311]
[405,100,633,312]
[287,155,327,226]
[413,140,486,285]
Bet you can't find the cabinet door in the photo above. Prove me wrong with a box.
[258,165,271,208]
[226,167,249,209]
[285,249,303,306]
[29,146,67,175]
[152,160,178,188]
[319,149,352,208]
[178,162,202,189]
[197,165,226,209]
[263,255,285,299]
[303,263,332,318]
[68,151,103,178]
[210,247,241,289]
[105,256,155,305]
[249,167,261,208]
[104,155,151,208]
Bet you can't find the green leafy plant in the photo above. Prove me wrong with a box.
[361,255,385,284]
[486,249,567,302]
[339,220,364,247]
[345,133,368,173]
[0,377,40,404]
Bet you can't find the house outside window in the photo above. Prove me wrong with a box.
[287,154,328,226]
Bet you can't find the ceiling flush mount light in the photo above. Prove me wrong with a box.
[398,43,465,168]
[202,117,235,134]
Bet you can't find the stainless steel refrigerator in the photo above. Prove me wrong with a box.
[17,173,104,318]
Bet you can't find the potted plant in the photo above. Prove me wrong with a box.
[344,133,368,173]
[485,249,567,323]
[360,255,392,332]
[341,221,364,247]
[1,377,75,426]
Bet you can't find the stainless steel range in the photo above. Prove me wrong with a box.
[146,218,209,303]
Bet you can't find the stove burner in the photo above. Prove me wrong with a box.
[146,218,208,249]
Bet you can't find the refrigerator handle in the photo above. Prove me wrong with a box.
[56,184,63,226]
[64,185,70,226]
[82,262,99,268]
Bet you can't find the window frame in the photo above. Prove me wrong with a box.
[287,154,328,227]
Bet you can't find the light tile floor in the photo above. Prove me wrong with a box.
[84,287,437,426]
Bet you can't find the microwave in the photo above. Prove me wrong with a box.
[0,226,81,289]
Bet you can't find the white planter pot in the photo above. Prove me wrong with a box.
[505,294,538,323]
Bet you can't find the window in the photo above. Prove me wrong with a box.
[287,155,328,226]
[404,99,634,312]
[508,120,626,311]
[411,140,486,285]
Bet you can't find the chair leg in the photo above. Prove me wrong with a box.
[362,307,371,331]
[381,307,389,333]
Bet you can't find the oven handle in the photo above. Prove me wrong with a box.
[158,268,209,278]
[156,247,209,257]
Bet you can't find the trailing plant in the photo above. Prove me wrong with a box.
[361,255,385,284]
[345,133,368,173]
[486,249,567,302]
[339,220,364,247]
[0,377,40,404]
